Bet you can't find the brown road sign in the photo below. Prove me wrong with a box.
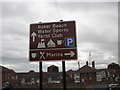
[29,21,77,61]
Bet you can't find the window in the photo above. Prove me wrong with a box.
[89,77,91,80]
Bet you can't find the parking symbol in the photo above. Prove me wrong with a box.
[65,37,75,47]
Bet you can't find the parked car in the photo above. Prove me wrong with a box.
[2,82,13,90]
[108,84,120,90]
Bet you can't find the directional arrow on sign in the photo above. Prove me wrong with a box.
[64,51,75,57]
[31,32,37,42]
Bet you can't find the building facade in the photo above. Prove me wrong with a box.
[47,65,59,73]
[1,62,120,87]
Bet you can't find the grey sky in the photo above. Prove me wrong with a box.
[1,1,119,72]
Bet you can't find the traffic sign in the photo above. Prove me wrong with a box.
[29,21,77,61]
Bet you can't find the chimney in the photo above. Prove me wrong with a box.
[78,61,80,69]
[86,61,88,66]
[89,53,91,66]
[92,61,95,68]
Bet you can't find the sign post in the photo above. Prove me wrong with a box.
[62,61,66,90]
[29,21,77,90]
[39,61,42,90]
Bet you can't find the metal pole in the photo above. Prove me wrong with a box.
[62,61,66,90]
[39,61,43,90]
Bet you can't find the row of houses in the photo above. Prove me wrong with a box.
[1,61,120,87]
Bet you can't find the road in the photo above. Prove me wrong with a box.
[86,84,109,90]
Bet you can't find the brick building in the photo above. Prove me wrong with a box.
[0,66,18,85]
[1,62,120,87]
[67,61,98,85]
[66,61,120,85]
[76,65,98,84]
[47,65,59,73]
[96,62,120,83]
[16,70,39,85]
[1,65,68,86]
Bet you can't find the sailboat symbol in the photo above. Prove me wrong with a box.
[47,39,56,47]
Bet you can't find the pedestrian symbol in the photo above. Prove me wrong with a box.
[65,37,75,47]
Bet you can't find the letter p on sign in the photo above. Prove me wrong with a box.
[65,37,75,47]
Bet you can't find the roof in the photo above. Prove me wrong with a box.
[77,65,98,73]
[48,65,58,68]
[0,65,15,73]
[67,69,76,74]
[108,62,119,66]
[98,69,107,71]
[67,69,76,72]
